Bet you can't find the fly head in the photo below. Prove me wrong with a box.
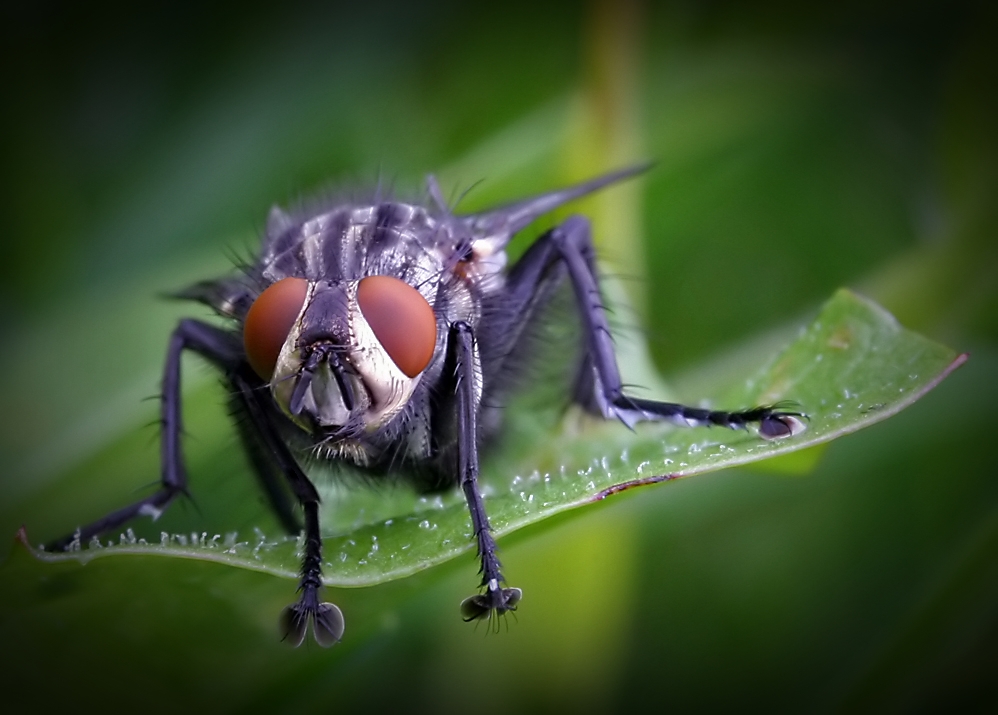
[244,275,439,437]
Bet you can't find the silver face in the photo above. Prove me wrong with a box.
[271,279,422,431]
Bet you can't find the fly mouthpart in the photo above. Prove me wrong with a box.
[289,342,357,422]
[328,351,355,411]
[289,347,321,417]
[289,367,314,417]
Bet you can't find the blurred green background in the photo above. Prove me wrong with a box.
[1,0,996,711]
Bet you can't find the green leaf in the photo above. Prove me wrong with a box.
[23,289,964,587]
[3,5,993,709]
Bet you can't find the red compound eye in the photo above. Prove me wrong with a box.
[243,277,308,379]
[357,275,436,378]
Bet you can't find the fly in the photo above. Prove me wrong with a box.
[49,166,805,647]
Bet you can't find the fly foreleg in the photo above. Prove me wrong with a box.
[231,371,343,647]
[448,321,523,623]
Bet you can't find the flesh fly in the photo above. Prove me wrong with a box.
[50,167,805,646]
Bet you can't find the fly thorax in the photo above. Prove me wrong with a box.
[465,235,508,295]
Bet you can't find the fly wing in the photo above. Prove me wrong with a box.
[462,163,651,245]
[173,277,256,319]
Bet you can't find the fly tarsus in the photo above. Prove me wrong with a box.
[613,396,808,440]
[46,487,182,551]
[280,594,344,648]
[278,500,344,647]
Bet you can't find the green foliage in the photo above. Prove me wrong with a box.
[21,290,963,588]
[1,1,995,711]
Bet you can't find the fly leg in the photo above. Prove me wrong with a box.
[447,321,522,622]
[231,370,344,647]
[498,215,806,439]
[229,408,302,535]
[47,319,243,551]
[230,380,302,535]
[45,318,342,646]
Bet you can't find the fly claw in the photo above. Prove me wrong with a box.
[759,412,808,440]
[281,599,345,648]
[460,581,523,622]
[47,165,805,646]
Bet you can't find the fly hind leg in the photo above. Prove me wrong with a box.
[497,214,807,440]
